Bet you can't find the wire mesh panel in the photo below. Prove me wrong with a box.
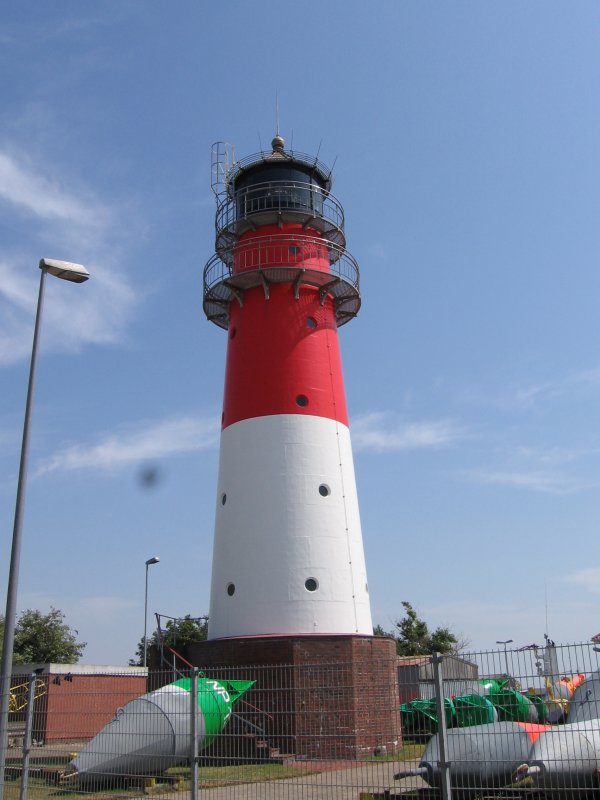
[396,641,600,800]
[2,643,600,799]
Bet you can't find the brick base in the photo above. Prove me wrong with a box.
[187,634,400,760]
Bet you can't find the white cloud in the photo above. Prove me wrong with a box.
[20,591,136,623]
[461,365,600,415]
[461,468,594,495]
[352,411,461,452]
[0,146,142,365]
[77,596,138,621]
[564,568,600,595]
[0,151,105,226]
[36,414,220,475]
[367,243,388,260]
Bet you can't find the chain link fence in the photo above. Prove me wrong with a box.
[1,640,599,799]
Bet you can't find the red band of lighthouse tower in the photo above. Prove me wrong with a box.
[203,136,373,639]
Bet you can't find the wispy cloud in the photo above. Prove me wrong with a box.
[21,591,136,622]
[0,146,142,365]
[564,567,600,595]
[461,467,597,495]
[78,595,139,620]
[366,243,388,260]
[36,415,220,476]
[516,444,600,466]
[462,366,600,414]
[459,380,558,413]
[352,411,462,452]
[514,368,600,407]
[0,151,106,226]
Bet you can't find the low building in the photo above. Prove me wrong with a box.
[397,654,479,703]
[9,664,147,743]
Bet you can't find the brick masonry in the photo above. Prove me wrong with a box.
[187,634,401,759]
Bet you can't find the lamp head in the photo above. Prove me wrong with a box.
[39,258,90,283]
[146,556,160,566]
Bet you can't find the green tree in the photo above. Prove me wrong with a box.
[373,624,392,637]
[131,615,208,666]
[392,601,464,656]
[0,608,86,664]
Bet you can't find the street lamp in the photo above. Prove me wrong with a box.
[144,557,160,668]
[0,258,89,798]
[496,639,514,677]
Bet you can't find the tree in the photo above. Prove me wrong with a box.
[373,624,392,637]
[0,608,86,664]
[392,601,465,656]
[131,615,208,666]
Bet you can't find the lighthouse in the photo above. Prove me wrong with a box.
[203,134,373,640]
[195,134,400,759]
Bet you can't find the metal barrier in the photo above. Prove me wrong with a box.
[0,641,599,798]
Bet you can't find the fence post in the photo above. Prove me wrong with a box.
[432,652,452,800]
[190,667,199,800]
[19,670,40,800]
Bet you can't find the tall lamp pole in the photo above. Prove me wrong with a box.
[144,557,160,668]
[496,638,514,677]
[0,259,89,798]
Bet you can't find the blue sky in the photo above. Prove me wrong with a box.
[1,1,600,665]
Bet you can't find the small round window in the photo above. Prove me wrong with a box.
[307,317,317,329]
[296,394,309,407]
[226,583,235,596]
[289,245,301,255]
[318,484,331,497]
[305,578,318,592]
[221,493,227,505]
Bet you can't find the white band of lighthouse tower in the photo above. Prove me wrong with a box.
[204,139,373,639]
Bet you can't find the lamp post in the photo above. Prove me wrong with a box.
[144,557,160,668]
[0,258,89,798]
[496,638,514,677]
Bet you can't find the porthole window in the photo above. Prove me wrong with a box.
[296,394,309,407]
[221,493,227,505]
[289,245,301,255]
[306,317,317,329]
[226,583,235,596]
[318,484,331,497]
[305,578,318,592]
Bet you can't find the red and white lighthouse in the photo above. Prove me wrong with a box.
[203,134,373,640]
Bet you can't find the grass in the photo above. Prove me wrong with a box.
[1,763,321,799]
[366,741,426,762]
[2,780,140,800]
[1,742,424,798]
[170,762,320,788]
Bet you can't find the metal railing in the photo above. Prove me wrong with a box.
[226,148,333,187]
[215,180,346,257]
[203,233,361,330]
[1,641,600,798]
